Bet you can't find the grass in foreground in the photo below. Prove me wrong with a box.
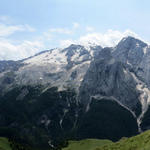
[0,137,12,150]
[95,130,150,150]
[63,130,150,150]
[62,139,112,150]
[1,130,150,150]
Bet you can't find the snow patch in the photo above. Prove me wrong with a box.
[123,68,128,74]
[71,52,80,61]
[131,72,150,132]
[24,48,67,66]
[60,109,69,129]
[143,46,148,54]
[127,60,132,66]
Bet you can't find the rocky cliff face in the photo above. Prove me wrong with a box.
[79,47,141,115]
[79,37,150,131]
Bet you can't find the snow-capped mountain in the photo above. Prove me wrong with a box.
[0,44,102,93]
[1,36,150,148]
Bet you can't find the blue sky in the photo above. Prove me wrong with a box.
[0,0,150,60]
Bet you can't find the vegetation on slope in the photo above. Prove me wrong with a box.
[0,137,11,150]
[77,99,138,141]
[0,86,139,149]
[62,139,112,150]
[0,137,42,150]
[0,86,78,149]
[64,130,150,150]
[96,130,150,150]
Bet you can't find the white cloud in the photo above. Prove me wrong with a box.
[0,16,11,23]
[47,23,80,36]
[43,32,53,41]
[0,24,24,37]
[59,29,140,48]
[79,29,139,47]
[0,20,40,60]
[48,28,73,34]
[0,16,41,60]
[73,22,80,29]
[0,27,140,60]
[23,24,36,32]
[0,38,44,60]
[0,17,143,61]
[86,26,94,32]
[0,23,35,37]
[60,39,75,48]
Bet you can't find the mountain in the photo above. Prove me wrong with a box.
[1,36,150,149]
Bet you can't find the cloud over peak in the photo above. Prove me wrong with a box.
[79,29,139,47]
[60,29,139,48]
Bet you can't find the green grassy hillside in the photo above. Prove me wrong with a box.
[63,130,150,150]
[1,130,150,150]
[0,137,11,150]
[63,139,112,150]
[96,130,150,150]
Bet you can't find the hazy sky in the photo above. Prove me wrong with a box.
[0,0,150,60]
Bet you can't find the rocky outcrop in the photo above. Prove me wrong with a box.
[79,47,141,116]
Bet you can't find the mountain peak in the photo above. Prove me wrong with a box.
[117,36,147,49]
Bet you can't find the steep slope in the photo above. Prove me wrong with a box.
[63,139,112,150]
[79,37,150,132]
[79,47,141,115]
[0,86,79,149]
[113,37,150,130]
